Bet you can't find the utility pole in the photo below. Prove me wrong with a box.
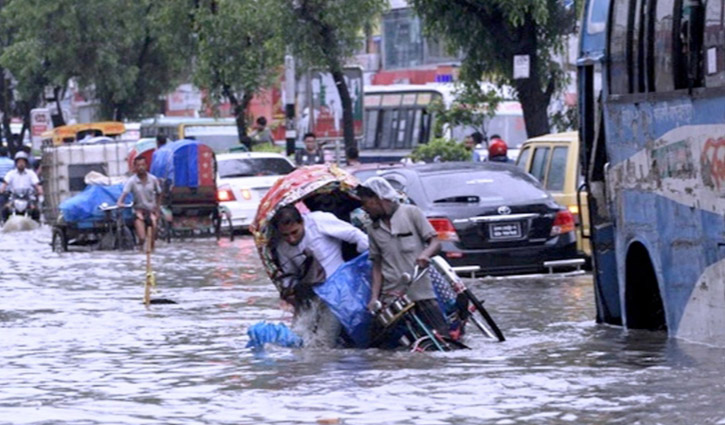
[284,52,296,157]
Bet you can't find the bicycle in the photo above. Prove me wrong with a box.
[98,203,135,251]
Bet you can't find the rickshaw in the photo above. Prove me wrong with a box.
[250,164,504,351]
[150,139,232,241]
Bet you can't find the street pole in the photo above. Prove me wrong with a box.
[284,53,296,157]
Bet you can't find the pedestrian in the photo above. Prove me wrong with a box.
[0,146,14,181]
[272,204,369,347]
[294,132,325,166]
[463,134,482,162]
[356,177,450,338]
[250,116,275,147]
[487,135,513,163]
[346,146,361,167]
[117,156,162,251]
[0,151,43,222]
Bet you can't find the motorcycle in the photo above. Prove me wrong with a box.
[6,188,40,221]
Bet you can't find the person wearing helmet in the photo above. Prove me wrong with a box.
[0,151,43,221]
[487,135,513,163]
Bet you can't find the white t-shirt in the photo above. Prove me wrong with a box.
[3,168,39,193]
[275,211,369,291]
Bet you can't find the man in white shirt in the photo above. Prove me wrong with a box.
[1,151,43,222]
[273,204,368,346]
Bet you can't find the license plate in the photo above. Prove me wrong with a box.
[489,222,521,239]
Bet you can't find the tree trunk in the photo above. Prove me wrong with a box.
[52,86,66,127]
[330,67,355,158]
[511,14,553,138]
[226,85,253,150]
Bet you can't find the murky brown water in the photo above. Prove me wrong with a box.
[1,226,724,424]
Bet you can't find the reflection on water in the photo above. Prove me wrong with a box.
[1,226,724,424]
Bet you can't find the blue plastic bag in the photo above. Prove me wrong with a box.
[313,252,372,348]
[246,322,303,349]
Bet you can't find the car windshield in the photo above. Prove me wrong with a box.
[420,170,547,204]
[218,158,294,178]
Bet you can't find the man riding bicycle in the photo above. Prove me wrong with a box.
[117,156,161,251]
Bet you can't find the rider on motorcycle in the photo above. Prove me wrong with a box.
[0,151,43,222]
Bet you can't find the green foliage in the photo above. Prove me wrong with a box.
[410,138,470,163]
[409,0,576,137]
[192,0,283,116]
[251,142,284,154]
[429,83,502,138]
[0,0,193,120]
[550,104,579,133]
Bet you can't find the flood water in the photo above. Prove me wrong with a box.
[1,226,724,424]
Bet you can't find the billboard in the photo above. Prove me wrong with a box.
[301,67,364,141]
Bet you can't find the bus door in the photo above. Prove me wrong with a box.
[578,0,622,325]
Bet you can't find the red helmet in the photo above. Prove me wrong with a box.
[488,139,508,157]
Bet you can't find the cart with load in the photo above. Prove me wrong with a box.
[150,139,232,241]
[51,183,135,252]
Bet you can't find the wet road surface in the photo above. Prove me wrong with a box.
[1,226,724,424]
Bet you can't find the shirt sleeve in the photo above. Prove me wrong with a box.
[367,227,381,262]
[122,177,133,196]
[314,212,369,252]
[409,206,437,242]
[29,170,40,185]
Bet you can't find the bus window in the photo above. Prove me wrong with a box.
[363,109,380,148]
[654,0,676,92]
[675,0,705,89]
[530,147,550,183]
[705,0,725,86]
[609,0,631,94]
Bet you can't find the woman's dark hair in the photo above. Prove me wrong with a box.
[256,116,268,126]
[272,205,302,228]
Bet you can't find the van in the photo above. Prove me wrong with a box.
[516,131,591,259]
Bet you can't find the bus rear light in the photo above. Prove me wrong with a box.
[551,210,575,236]
[428,217,460,241]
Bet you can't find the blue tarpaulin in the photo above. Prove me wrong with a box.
[246,322,303,350]
[314,252,373,348]
[59,184,133,224]
[150,140,202,188]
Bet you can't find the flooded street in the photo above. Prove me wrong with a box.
[1,227,724,424]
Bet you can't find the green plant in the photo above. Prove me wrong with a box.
[410,138,470,163]
[251,142,284,154]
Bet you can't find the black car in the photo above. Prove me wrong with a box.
[368,162,581,276]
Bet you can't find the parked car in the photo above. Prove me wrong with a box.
[373,162,581,276]
[516,131,590,259]
[216,152,295,230]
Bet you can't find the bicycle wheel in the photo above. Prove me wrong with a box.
[51,228,68,252]
[464,289,505,342]
[116,221,135,251]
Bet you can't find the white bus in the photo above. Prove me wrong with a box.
[361,84,528,162]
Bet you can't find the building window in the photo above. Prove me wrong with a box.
[382,8,461,70]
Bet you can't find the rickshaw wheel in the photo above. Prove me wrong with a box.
[52,228,68,252]
[157,216,172,243]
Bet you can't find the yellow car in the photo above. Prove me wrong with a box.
[516,131,591,259]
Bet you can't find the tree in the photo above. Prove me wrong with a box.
[0,0,193,122]
[428,83,502,141]
[278,0,387,158]
[410,0,576,137]
[192,0,284,149]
